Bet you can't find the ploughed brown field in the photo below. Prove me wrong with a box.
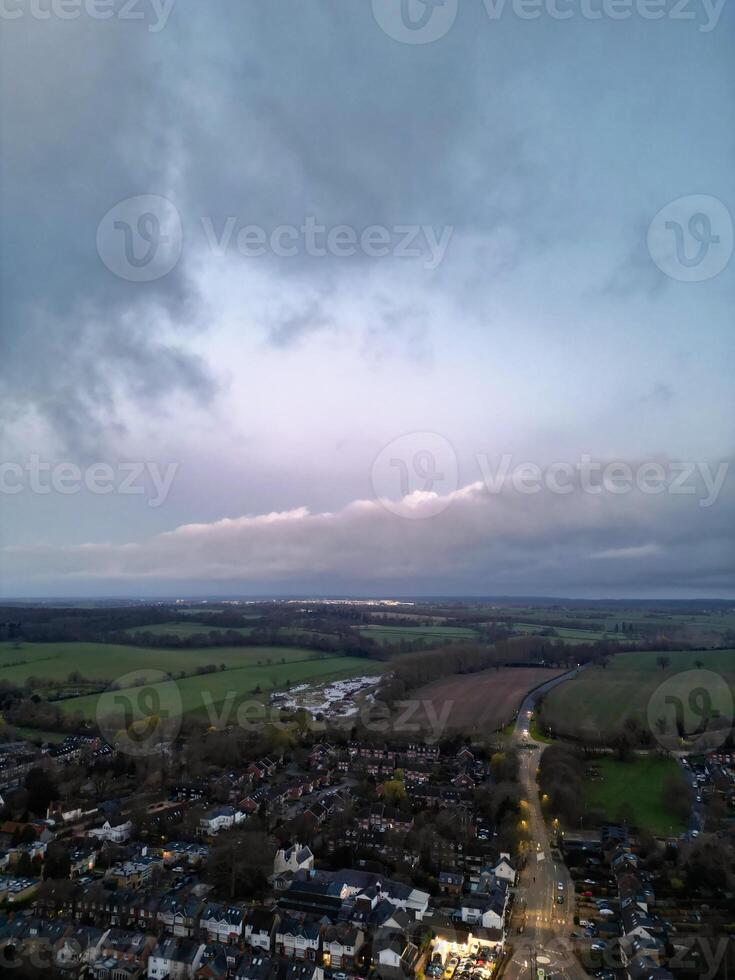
[411,666,567,732]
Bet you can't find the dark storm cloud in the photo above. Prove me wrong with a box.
[0,11,214,453]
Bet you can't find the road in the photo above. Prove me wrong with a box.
[503,667,590,980]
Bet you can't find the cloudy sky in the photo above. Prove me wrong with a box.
[0,0,733,598]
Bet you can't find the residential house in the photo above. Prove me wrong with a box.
[200,903,246,944]
[321,923,364,969]
[147,937,206,979]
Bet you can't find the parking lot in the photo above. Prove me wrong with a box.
[427,941,501,980]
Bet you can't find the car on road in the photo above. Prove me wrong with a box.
[556,895,564,904]
[333,973,348,980]
[557,881,564,890]
[596,971,615,980]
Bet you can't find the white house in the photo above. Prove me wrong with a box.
[459,884,507,931]
[275,916,322,961]
[88,819,133,843]
[200,903,246,944]
[147,937,205,979]
[489,855,516,884]
[274,843,314,878]
[199,805,246,836]
[244,910,279,952]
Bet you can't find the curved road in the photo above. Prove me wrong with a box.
[504,666,590,980]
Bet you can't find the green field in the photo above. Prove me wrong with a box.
[494,604,735,646]
[541,649,735,741]
[513,622,617,641]
[61,654,375,723]
[0,641,317,687]
[125,621,255,639]
[356,624,478,647]
[583,755,687,835]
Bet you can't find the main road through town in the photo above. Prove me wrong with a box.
[503,666,590,980]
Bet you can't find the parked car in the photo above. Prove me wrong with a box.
[591,942,608,952]
[579,919,594,928]
[444,957,459,979]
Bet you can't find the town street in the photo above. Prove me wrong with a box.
[504,668,590,980]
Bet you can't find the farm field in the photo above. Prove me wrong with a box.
[411,666,566,732]
[0,641,339,688]
[583,755,687,835]
[58,655,378,722]
[540,649,735,741]
[356,624,478,647]
[493,603,735,646]
[125,621,254,638]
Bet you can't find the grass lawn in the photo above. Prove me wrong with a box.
[583,755,686,835]
[540,648,735,741]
